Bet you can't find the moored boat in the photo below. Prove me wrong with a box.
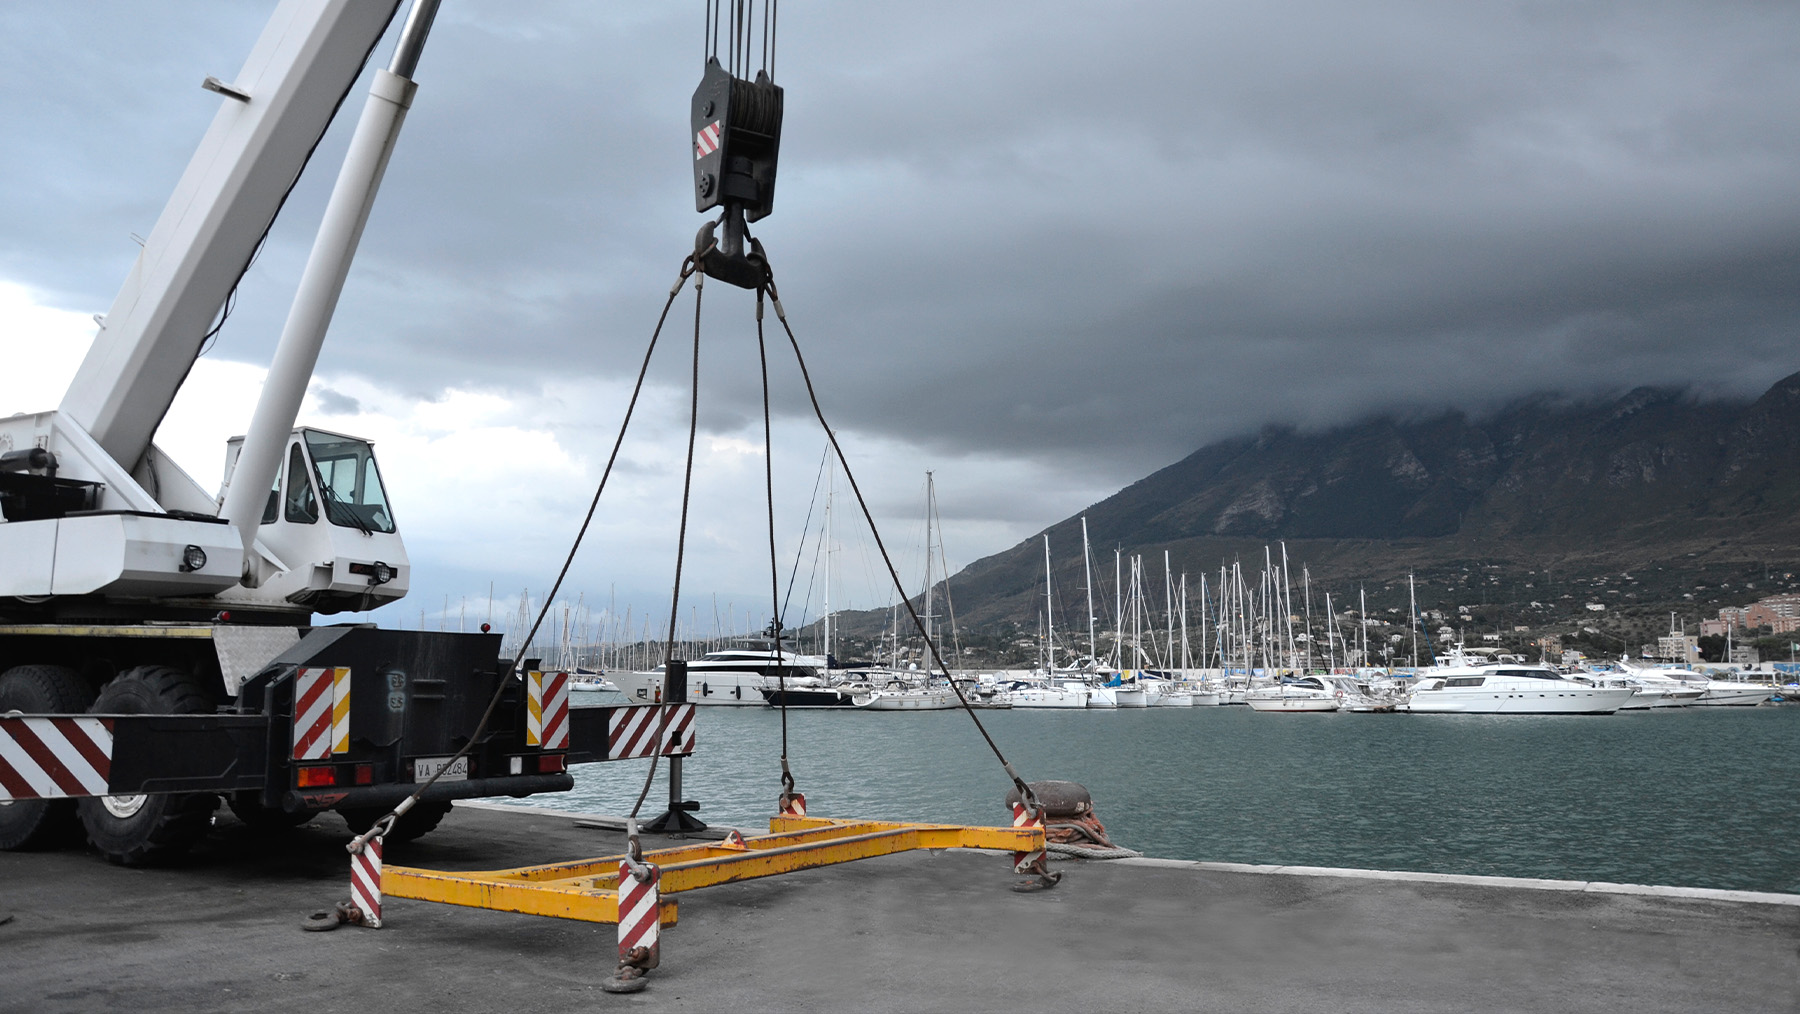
[610,643,827,706]
[1007,683,1090,708]
[851,683,959,710]
[1404,663,1636,714]
[1244,676,1340,712]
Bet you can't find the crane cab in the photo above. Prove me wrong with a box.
[221,426,409,614]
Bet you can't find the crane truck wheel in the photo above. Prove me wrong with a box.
[0,664,96,850]
[338,801,452,845]
[76,666,221,866]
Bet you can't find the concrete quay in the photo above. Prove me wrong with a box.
[1,801,1795,1013]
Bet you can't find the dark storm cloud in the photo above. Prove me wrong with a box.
[4,0,1798,492]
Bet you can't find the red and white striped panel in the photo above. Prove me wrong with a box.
[0,716,114,800]
[527,670,570,749]
[660,703,695,756]
[778,791,806,818]
[605,704,696,760]
[350,837,383,929]
[1010,799,1046,874]
[616,861,661,961]
[694,120,721,160]
[293,667,350,760]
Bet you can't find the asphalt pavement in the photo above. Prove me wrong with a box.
[1,801,1795,1013]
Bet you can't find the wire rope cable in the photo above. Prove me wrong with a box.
[346,255,697,851]
[756,288,796,800]
[759,272,1040,806]
[626,270,708,825]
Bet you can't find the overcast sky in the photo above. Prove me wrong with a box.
[3,1,1797,646]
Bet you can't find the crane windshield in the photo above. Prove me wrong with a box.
[303,431,396,534]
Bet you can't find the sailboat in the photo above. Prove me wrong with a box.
[852,473,959,711]
[1093,553,1149,707]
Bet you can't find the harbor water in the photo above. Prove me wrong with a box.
[543,701,1800,895]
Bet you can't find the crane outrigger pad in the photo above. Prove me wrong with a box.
[381,814,1046,925]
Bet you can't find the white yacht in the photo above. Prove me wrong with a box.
[567,669,620,697]
[1244,676,1340,712]
[850,682,959,710]
[1616,671,1703,709]
[1618,661,1772,707]
[609,645,828,706]
[1006,681,1090,708]
[1322,674,1400,712]
[1689,672,1777,707]
[1404,663,1636,714]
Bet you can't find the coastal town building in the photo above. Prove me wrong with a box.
[1654,633,1702,664]
[1715,593,1800,634]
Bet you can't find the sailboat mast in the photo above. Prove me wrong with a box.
[1131,555,1143,670]
[1302,565,1313,672]
[824,456,833,664]
[923,472,935,655]
[1043,533,1055,673]
[1325,592,1337,670]
[1279,542,1297,673]
[1358,586,1367,667]
[1179,572,1190,673]
[1164,550,1174,673]
[1114,548,1123,669]
[1082,516,1097,667]
[1409,573,1420,668]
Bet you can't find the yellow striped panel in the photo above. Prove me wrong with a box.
[330,667,352,754]
[526,671,544,746]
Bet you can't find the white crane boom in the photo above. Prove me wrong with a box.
[59,0,401,472]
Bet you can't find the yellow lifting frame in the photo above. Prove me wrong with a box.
[382,815,1043,926]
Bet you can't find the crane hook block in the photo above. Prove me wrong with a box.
[691,58,783,223]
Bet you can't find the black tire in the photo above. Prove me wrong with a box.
[0,664,95,850]
[76,666,220,866]
[226,791,314,832]
[339,800,452,844]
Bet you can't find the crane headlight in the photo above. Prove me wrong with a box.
[179,545,207,573]
[349,560,395,585]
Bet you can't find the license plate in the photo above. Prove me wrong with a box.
[413,756,468,782]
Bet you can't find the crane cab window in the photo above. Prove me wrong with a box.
[303,431,396,534]
[284,444,318,523]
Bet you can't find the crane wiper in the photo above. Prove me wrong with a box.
[317,477,374,536]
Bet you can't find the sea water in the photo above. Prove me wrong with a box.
[541,702,1800,894]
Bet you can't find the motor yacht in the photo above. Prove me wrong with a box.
[1404,663,1636,714]
[609,644,827,706]
[1618,661,1772,707]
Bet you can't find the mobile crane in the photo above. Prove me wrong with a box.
[0,0,684,864]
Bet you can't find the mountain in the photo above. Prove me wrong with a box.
[845,371,1800,646]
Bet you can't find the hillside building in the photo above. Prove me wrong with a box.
[1655,633,1701,664]
[1717,594,1800,634]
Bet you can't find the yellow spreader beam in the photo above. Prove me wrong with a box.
[382,815,1043,925]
